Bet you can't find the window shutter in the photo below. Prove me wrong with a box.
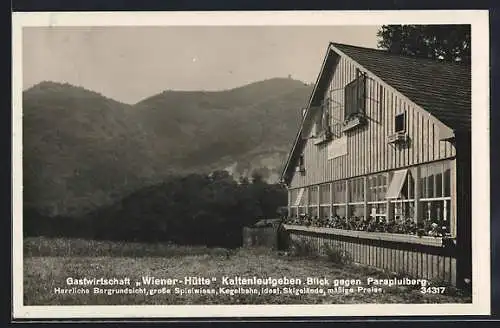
[322,99,331,133]
[353,80,359,116]
[344,80,357,119]
[344,71,366,120]
[357,72,366,114]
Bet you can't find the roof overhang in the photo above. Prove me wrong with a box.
[438,125,456,141]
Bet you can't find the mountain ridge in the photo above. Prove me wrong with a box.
[22,78,313,216]
[25,77,312,105]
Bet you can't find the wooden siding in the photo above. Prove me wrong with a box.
[289,55,456,188]
[287,228,458,286]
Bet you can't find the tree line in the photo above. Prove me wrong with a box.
[377,25,470,64]
[23,170,287,248]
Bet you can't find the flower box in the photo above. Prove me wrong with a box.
[387,132,409,144]
[282,224,448,247]
[342,115,366,132]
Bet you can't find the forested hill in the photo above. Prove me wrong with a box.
[24,171,287,248]
[23,78,312,216]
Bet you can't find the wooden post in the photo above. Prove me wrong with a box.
[386,200,393,221]
[345,180,349,218]
[442,162,447,222]
[288,189,292,218]
[317,185,320,217]
[330,182,334,217]
[306,187,310,215]
[363,176,368,220]
[414,167,421,223]
[451,159,457,237]
[454,133,471,288]
[385,173,392,221]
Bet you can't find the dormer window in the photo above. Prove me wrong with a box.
[395,112,406,133]
[342,70,367,132]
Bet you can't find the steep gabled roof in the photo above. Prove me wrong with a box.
[332,43,471,131]
[280,42,471,185]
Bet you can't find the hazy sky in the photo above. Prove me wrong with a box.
[23,26,380,104]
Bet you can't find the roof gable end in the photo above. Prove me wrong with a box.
[280,42,471,185]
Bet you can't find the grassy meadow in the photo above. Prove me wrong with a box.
[23,237,471,305]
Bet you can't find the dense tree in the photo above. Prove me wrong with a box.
[24,171,287,248]
[238,176,250,185]
[250,170,265,184]
[377,25,471,64]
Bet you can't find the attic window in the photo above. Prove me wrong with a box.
[297,155,305,174]
[388,112,409,144]
[313,100,333,145]
[342,70,367,132]
[395,112,406,133]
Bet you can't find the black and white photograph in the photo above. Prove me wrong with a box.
[11,11,490,319]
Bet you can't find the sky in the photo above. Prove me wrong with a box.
[23,26,381,104]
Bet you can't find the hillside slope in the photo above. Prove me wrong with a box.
[23,82,160,215]
[22,78,312,216]
[132,78,310,169]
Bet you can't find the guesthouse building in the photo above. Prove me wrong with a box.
[280,43,471,287]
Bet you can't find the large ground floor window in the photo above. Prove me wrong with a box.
[286,159,455,237]
[309,206,319,218]
[392,200,415,221]
[319,205,330,220]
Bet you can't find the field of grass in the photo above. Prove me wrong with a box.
[23,237,471,305]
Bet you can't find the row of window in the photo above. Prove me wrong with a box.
[289,161,452,224]
[291,161,451,205]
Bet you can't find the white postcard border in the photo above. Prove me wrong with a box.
[12,10,491,319]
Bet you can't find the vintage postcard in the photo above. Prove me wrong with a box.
[11,10,490,319]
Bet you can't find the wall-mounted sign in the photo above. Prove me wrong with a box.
[327,136,348,160]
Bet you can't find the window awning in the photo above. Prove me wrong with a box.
[294,188,305,206]
[385,169,408,199]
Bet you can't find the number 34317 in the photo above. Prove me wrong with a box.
[420,286,446,294]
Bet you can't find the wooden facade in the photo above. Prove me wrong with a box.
[289,54,456,187]
[281,43,471,287]
[285,225,457,284]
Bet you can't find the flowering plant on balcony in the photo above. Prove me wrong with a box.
[284,213,450,238]
[416,218,450,237]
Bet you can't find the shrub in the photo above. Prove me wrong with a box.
[289,239,317,257]
[323,243,352,266]
[276,224,290,251]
